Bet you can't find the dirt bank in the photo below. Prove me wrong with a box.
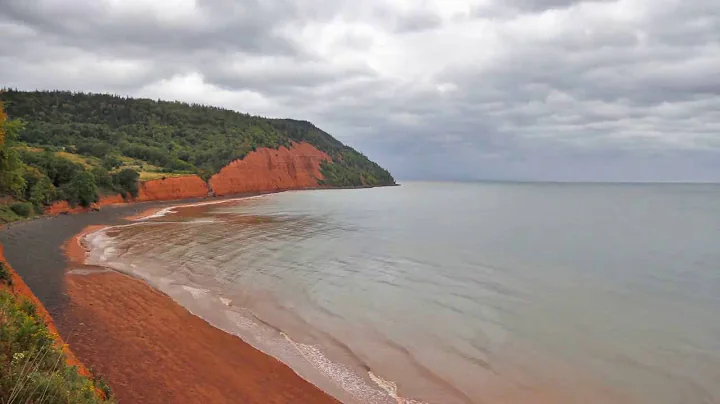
[209,141,330,196]
[44,142,330,215]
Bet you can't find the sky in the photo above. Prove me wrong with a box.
[1,0,719,182]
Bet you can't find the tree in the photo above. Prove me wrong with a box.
[0,147,26,198]
[0,101,26,197]
[29,175,57,207]
[0,90,395,186]
[23,166,56,206]
[91,166,112,189]
[67,171,98,208]
[112,168,139,198]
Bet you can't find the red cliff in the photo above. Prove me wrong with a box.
[209,142,330,196]
[135,175,209,202]
[45,176,209,215]
[45,143,330,214]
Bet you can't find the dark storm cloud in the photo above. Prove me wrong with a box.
[1,0,719,181]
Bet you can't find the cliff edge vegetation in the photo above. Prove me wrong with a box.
[0,261,115,403]
[0,90,394,220]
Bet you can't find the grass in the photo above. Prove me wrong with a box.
[0,287,115,403]
[20,145,196,181]
[54,152,102,168]
[137,171,191,181]
[0,205,22,224]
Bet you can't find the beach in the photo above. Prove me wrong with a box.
[0,196,338,404]
[3,183,719,404]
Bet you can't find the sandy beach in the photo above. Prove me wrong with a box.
[0,196,338,404]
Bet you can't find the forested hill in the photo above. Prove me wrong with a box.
[1,90,395,187]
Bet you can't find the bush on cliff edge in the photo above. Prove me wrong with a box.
[0,288,115,403]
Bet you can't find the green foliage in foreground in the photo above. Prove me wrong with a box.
[0,262,12,286]
[0,288,115,403]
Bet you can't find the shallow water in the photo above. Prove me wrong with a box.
[84,182,720,403]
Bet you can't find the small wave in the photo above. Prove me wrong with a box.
[133,194,271,221]
[66,268,113,275]
[181,285,210,299]
[369,371,428,404]
[280,332,393,403]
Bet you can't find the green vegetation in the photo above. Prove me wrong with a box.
[8,201,33,217]
[0,262,12,285]
[0,206,22,225]
[111,169,139,198]
[0,90,394,217]
[0,276,114,403]
[2,90,394,183]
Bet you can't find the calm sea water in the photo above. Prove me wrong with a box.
[84,182,720,403]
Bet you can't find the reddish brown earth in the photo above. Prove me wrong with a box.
[45,194,126,215]
[209,142,330,196]
[46,142,330,214]
[135,175,209,202]
[62,223,339,404]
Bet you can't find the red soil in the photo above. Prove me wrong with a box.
[62,222,339,404]
[135,175,209,202]
[209,142,330,196]
[45,142,330,214]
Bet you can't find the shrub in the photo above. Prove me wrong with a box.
[9,201,33,217]
[68,171,99,208]
[0,205,21,224]
[112,168,139,198]
[0,290,116,403]
[91,166,113,189]
[0,261,12,285]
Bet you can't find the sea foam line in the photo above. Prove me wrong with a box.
[133,194,271,221]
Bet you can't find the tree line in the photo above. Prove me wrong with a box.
[0,90,395,220]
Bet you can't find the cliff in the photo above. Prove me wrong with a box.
[135,175,209,202]
[44,142,331,214]
[209,141,330,196]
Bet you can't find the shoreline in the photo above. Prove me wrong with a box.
[1,194,339,404]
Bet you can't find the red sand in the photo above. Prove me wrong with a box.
[62,221,339,403]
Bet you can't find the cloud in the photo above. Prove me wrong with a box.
[1,0,719,181]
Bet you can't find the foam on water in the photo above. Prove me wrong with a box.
[369,372,428,404]
[280,332,393,403]
[133,194,271,221]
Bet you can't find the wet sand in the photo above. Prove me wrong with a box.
[0,196,338,404]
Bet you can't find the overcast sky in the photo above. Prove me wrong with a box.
[1,0,719,181]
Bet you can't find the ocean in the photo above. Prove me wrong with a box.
[83,182,720,403]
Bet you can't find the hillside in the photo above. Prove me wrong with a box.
[0,90,395,220]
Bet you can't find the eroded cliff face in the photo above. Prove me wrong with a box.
[135,175,209,202]
[45,194,125,215]
[209,142,330,196]
[45,176,209,215]
[44,143,330,214]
